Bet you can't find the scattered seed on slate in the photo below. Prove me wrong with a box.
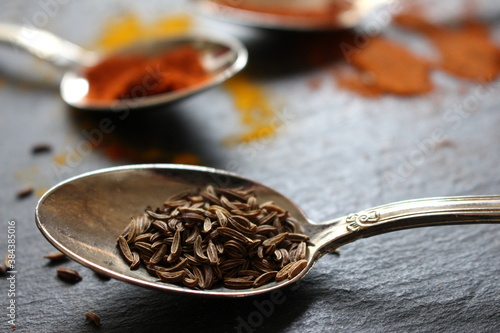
[4,254,13,271]
[16,185,34,199]
[85,312,101,327]
[56,267,82,283]
[31,143,52,154]
[43,252,67,262]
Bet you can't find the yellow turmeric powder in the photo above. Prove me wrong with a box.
[93,13,193,51]
[223,75,277,143]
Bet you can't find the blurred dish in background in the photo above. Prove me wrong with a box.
[192,0,394,30]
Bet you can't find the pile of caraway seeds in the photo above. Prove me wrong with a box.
[117,185,310,290]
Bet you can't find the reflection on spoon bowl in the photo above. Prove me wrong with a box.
[35,164,500,297]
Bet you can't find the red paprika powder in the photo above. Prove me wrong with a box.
[84,45,208,102]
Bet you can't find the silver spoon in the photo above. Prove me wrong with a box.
[35,164,500,297]
[192,0,395,31]
[0,23,247,110]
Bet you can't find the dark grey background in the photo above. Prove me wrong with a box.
[0,0,499,332]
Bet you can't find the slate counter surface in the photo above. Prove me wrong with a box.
[0,1,499,332]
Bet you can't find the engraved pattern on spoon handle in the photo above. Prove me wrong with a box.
[0,23,97,68]
[313,195,500,255]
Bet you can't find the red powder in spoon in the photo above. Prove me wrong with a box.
[84,45,208,102]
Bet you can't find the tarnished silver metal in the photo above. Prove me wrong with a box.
[35,164,500,297]
[0,23,97,68]
[192,0,395,31]
[0,23,247,110]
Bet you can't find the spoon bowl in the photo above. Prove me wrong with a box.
[35,164,500,297]
[0,24,247,110]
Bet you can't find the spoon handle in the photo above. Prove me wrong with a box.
[0,23,97,68]
[313,195,500,254]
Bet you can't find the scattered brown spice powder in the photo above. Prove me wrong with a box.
[336,36,433,96]
[336,13,500,97]
[308,77,323,91]
[394,14,500,82]
[223,75,277,144]
[335,70,383,98]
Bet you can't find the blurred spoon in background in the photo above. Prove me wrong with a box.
[0,23,247,111]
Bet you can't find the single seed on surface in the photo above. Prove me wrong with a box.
[32,143,52,154]
[4,254,12,271]
[16,185,34,199]
[43,252,67,263]
[85,312,101,327]
[57,267,82,283]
